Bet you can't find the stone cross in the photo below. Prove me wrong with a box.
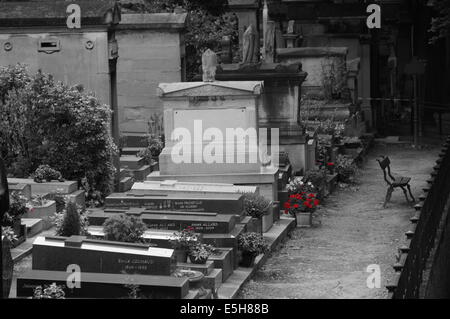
[202,49,217,82]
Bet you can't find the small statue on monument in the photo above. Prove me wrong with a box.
[202,49,217,82]
[242,24,259,64]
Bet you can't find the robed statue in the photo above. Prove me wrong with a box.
[242,25,259,64]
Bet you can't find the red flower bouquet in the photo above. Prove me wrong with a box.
[284,193,320,216]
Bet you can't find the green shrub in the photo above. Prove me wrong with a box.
[53,202,88,236]
[58,202,80,237]
[242,193,270,219]
[103,214,147,243]
[0,64,118,202]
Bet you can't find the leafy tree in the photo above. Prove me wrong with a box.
[429,0,450,43]
[121,0,239,80]
[0,64,118,200]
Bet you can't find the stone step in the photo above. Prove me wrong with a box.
[119,176,134,193]
[121,147,145,156]
[121,133,147,148]
[122,165,153,182]
[21,218,43,238]
[120,155,147,170]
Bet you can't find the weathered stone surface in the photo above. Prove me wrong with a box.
[7,178,78,195]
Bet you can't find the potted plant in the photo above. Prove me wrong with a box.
[188,242,214,264]
[2,227,17,298]
[303,168,327,199]
[335,154,357,184]
[242,193,271,234]
[170,226,200,263]
[284,193,320,227]
[32,283,65,299]
[237,232,269,267]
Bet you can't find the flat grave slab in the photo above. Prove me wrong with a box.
[7,178,78,195]
[120,155,147,170]
[32,236,176,276]
[105,192,244,216]
[177,261,214,276]
[17,270,189,299]
[8,183,31,200]
[88,209,237,234]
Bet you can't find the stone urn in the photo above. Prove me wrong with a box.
[239,251,257,268]
[2,237,14,298]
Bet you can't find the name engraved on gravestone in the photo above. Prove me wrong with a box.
[117,258,153,272]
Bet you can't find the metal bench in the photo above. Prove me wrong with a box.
[377,156,415,208]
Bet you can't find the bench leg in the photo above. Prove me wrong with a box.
[401,186,410,203]
[407,184,415,202]
[384,186,394,208]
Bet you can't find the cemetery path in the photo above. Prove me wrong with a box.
[238,143,440,299]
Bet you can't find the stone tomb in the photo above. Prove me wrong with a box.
[17,270,190,299]
[32,236,176,276]
[88,208,237,234]
[105,192,245,217]
[147,80,279,203]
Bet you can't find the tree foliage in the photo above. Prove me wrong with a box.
[429,0,450,43]
[0,64,118,199]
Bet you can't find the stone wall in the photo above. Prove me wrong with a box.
[0,30,112,106]
[116,13,186,135]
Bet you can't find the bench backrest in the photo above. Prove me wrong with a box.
[377,156,395,185]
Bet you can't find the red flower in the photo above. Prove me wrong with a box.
[293,204,299,208]
[307,193,315,199]
[327,162,335,166]
[284,202,291,209]
[314,199,320,206]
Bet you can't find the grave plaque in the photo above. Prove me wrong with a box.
[105,192,244,216]
[88,209,237,234]
[32,236,176,276]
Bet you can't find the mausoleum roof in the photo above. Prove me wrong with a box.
[0,0,121,28]
[157,81,264,97]
[117,13,187,30]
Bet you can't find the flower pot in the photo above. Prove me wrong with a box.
[239,251,257,268]
[189,255,208,264]
[174,249,189,263]
[2,238,13,298]
[295,211,313,228]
